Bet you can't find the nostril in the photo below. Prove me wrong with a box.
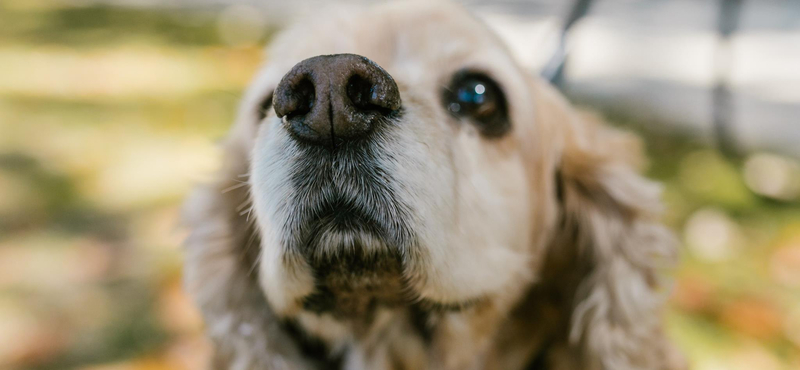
[346,74,380,111]
[288,78,316,118]
[274,72,317,120]
[276,54,401,145]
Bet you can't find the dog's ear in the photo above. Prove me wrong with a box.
[533,82,683,369]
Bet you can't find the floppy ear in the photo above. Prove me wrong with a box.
[182,75,318,369]
[536,82,684,369]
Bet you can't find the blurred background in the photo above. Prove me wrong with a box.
[0,0,798,369]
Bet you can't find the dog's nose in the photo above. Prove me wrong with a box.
[273,54,401,145]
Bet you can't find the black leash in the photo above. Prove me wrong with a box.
[713,0,744,155]
[541,0,595,87]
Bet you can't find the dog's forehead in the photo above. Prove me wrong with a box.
[367,2,508,64]
[268,1,516,81]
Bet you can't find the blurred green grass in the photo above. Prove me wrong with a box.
[0,1,798,370]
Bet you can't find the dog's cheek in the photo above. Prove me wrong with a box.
[258,228,316,317]
[251,127,316,317]
[392,112,535,303]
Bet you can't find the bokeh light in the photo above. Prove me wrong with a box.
[0,1,798,369]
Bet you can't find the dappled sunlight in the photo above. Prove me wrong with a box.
[0,46,261,100]
[684,208,744,262]
[0,1,798,369]
[744,153,800,201]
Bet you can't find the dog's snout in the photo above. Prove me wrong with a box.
[273,54,401,145]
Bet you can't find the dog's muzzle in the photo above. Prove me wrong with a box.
[266,54,413,315]
[273,53,402,146]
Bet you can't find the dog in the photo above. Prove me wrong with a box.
[183,1,684,369]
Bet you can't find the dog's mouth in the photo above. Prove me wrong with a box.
[278,143,417,317]
[294,201,410,317]
[300,198,396,256]
[287,144,414,251]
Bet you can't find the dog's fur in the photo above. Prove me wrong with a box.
[183,2,684,369]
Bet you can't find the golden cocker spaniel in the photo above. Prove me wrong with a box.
[183,1,684,369]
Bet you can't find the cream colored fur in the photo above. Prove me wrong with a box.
[183,1,684,369]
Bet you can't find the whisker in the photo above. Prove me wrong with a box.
[236,199,252,213]
[241,205,255,221]
[221,182,249,194]
[248,249,263,276]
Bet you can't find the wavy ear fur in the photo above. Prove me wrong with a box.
[539,84,684,370]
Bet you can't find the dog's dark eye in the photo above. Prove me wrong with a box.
[443,72,509,137]
[256,92,274,122]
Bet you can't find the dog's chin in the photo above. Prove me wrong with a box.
[297,219,409,318]
[292,217,481,318]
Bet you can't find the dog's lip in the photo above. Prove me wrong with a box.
[308,209,381,239]
[298,200,387,247]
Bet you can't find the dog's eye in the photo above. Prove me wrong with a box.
[256,92,274,122]
[443,72,509,137]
